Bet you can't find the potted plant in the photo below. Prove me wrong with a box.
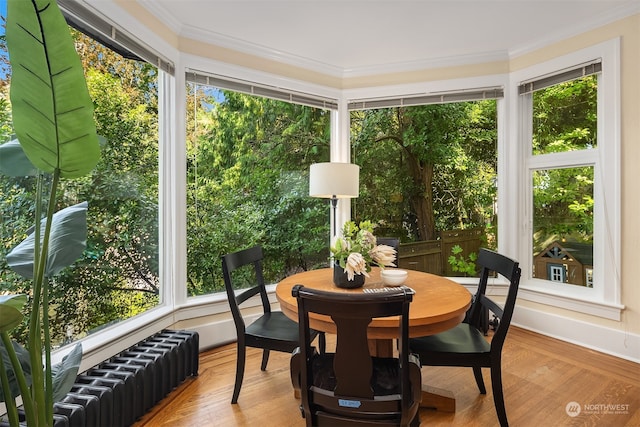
[330,220,396,288]
[0,0,101,425]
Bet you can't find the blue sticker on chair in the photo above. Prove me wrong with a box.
[338,399,362,408]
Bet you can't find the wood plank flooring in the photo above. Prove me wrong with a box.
[133,327,640,426]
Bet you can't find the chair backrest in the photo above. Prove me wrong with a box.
[221,246,271,332]
[292,285,419,426]
[467,248,521,353]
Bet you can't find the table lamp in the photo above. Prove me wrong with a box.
[309,162,359,236]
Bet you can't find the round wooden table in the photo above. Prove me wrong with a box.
[277,267,471,341]
[276,267,472,412]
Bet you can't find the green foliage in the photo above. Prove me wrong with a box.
[531,76,596,253]
[533,75,597,154]
[186,88,330,295]
[351,101,497,241]
[1,0,100,424]
[7,0,100,178]
[7,202,88,279]
[34,38,161,343]
[447,245,478,276]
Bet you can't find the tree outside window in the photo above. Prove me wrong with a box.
[530,75,596,287]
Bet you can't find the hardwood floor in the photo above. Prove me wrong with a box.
[133,327,640,426]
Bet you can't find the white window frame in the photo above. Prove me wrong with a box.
[511,39,623,320]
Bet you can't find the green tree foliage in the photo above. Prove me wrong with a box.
[51,63,160,341]
[186,88,331,295]
[448,244,478,276]
[531,76,596,252]
[351,101,497,242]
[0,29,159,346]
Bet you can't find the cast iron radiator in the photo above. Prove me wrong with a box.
[12,329,199,427]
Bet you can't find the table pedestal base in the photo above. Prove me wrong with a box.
[368,338,456,412]
[420,385,456,412]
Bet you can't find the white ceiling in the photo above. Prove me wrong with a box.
[138,0,638,75]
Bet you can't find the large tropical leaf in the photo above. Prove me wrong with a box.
[51,343,82,403]
[0,295,28,314]
[0,305,23,334]
[0,295,27,333]
[6,202,88,279]
[0,137,38,177]
[0,339,32,402]
[6,0,100,178]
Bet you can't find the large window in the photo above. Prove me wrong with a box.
[0,6,163,347]
[185,73,333,296]
[517,40,621,318]
[349,93,500,277]
[527,71,597,288]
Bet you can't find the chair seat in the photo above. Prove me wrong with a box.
[223,245,325,404]
[246,311,304,343]
[310,353,421,396]
[408,249,521,427]
[410,323,490,354]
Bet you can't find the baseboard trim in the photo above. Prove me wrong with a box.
[512,305,640,363]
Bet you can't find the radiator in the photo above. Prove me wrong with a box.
[1,329,199,427]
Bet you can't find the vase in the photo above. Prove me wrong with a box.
[333,262,365,289]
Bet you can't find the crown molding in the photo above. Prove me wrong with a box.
[138,0,639,79]
[509,2,640,59]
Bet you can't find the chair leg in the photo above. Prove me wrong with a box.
[409,411,420,427]
[490,363,509,427]
[473,366,487,394]
[232,342,246,404]
[260,349,270,371]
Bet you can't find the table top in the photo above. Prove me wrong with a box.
[276,267,472,340]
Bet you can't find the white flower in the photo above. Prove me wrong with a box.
[369,244,397,267]
[361,230,376,248]
[344,252,370,280]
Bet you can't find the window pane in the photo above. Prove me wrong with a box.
[186,83,331,297]
[532,75,598,155]
[350,100,498,277]
[532,167,594,287]
[0,29,160,347]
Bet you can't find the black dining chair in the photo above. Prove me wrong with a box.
[290,285,422,427]
[221,245,325,403]
[409,248,521,427]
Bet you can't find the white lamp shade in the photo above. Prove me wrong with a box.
[309,162,359,198]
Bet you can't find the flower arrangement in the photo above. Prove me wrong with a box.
[331,220,397,281]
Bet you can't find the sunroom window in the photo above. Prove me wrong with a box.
[348,89,502,277]
[516,40,621,319]
[184,72,334,297]
[0,1,169,347]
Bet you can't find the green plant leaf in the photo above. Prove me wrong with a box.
[6,0,100,178]
[0,294,28,313]
[0,339,32,402]
[0,305,23,333]
[7,201,88,278]
[0,137,38,176]
[51,343,82,403]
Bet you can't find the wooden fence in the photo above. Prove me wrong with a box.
[397,228,484,276]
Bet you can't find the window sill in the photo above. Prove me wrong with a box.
[53,304,176,371]
[518,285,624,320]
